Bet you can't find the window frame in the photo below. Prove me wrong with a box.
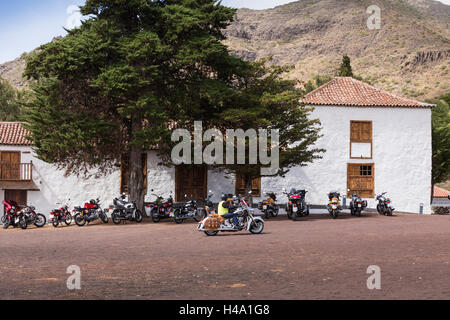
[350,120,373,159]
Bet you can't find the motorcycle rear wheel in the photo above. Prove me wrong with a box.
[100,213,108,224]
[74,214,86,227]
[264,210,270,219]
[2,218,10,229]
[205,231,218,236]
[387,208,393,216]
[19,218,27,229]
[174,217,184,224]
[34,214,46,228]
[152,215,160,223]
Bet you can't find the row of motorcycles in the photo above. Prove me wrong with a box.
[258,188,395,220]
[1,200,47,229]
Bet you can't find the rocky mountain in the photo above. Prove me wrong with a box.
[223,0,450,100]
[1,0,449,100]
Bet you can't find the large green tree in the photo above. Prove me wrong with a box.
[430,93,450,201]
[24,0,251,210]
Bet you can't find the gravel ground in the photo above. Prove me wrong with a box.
[0,212,449,300]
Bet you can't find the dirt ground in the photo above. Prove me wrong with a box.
[0,212,449,300]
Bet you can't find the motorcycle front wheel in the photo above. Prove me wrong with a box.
[377,205,383,215]
[264,210,270,219]
[2,218,10,229]
[34,214,46,227]
[52,219,59,228]
[100,213,108,224]
[19,218,28,230]
[74,214,86,227]
[204,231,218,236]
[152,215,160,223]
[331,211,338,219]
[250,220,264,234]
[64,213,72,226]
[112,211,122,225]
[386,208,393,216]
[135,210,143,223]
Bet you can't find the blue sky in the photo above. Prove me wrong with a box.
[0,0,449,64]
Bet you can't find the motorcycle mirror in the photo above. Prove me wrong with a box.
[248,190,252,194]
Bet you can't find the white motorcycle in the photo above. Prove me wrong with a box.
[197,193,264,236]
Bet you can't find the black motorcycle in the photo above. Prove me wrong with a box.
[349,193,368,217]
[74,198,108,226]
[376,192,394,216]
[110,194,143,224]
[284,188,310,221]
[173,194,205,224]
[20,205,47,229]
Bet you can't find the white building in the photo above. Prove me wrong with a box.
[0,77,433,216]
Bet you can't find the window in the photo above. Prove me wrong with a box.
[120,153,147,195]
[235,175,261,197]
[347,163,374,198]
[350,121,372,159]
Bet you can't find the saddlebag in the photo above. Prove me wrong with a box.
[203,214,225,231]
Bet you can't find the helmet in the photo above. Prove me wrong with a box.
[90,199,96,205]
[221,194,228,201]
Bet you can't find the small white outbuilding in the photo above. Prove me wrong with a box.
[0,77,433,216]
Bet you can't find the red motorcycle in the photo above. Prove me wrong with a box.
[73,198,108,227]
[2,200,27,229]
[50,202,73,227]
[145,191,174,223]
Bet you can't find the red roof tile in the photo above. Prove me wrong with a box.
[302,77,433,108]
[0,122,32,146]
[434,186,450,198]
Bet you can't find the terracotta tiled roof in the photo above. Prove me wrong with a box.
[0,122,32,146]
[434,186,450,198]
[302,77,433,108]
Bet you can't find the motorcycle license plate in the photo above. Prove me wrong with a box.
[293,207,298,213]
[263,205,267,210]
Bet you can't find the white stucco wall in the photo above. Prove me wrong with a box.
[0,145,121,218]
[259,106,432,214]
[1,105,432,216]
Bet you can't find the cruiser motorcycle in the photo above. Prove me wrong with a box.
[327,192,342,219]
[349,193,368,217]
[376,192,394,216]
[173,194,205,224]
[2,200,27,229]
[284,188,310,221]
[74,198,108,226]
[198,193,264,236]
[50,201,72,227]
[109,194,143,224]
[146,190,175,223]
[259,192,279,219]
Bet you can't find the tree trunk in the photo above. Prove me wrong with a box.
[128,116,145,214]
[430,182,435,205]
[244,175,254,207]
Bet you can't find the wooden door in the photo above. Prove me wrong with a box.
[175,166,207,202]
[347,164,374,198]
[4,190,27,206]
[1,151,21,180]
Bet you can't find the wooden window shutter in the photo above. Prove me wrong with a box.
[350,121,372,143]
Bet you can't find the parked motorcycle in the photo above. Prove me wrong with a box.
[349,193,368,217]
[19,205,47,229]
[259,192,279,219]
[109,194,143,225]
[172,194,204,224]
[327,192,342,219]
[50,201,72,227]
[376,192,394,216]
[198,192,264,236]
[73,198,108,226]
[2,200,27,229]
[284,188,310,221]
[145,190,174,223]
